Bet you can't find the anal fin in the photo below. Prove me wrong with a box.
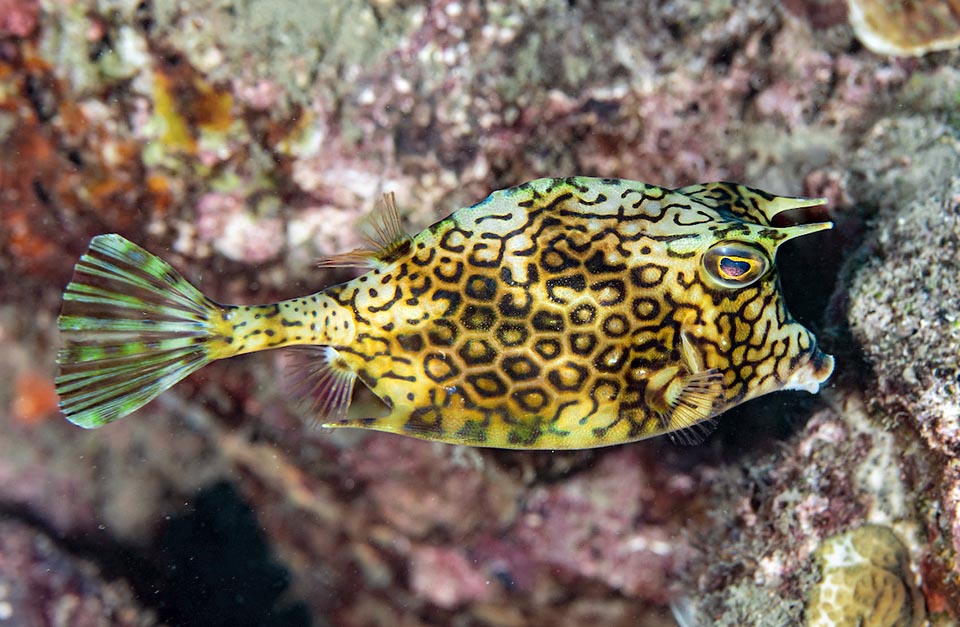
[318,192,412,269]
[286,346,357,426]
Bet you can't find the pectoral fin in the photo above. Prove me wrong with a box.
[644,365,725,443]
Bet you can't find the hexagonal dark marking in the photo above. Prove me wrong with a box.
[593,344,628,373]
[396,333,424,352]
[590,378,621,404]
[495,322,529,347]
[630,263,668,287]
[569,303,596,325]
[466,372,507,398]
[533,338,562,361]
[547,361,589,392]
[590,279,626,306]
[539,246,580,273]
[427,319,458,346]
[601,313,629,338]
[532,309,565,332]
[501,355,541,381]
[569,332,598,356]
[405,405,444,437]
[631,296,661,321]
[457,338,498,366]
[464,273,498,300]
[512,387,549,412]
[498,292,532,318]
[584,250,626,274]
[461,304,496,330]
[545,274,586,304]
[423,352,460,383]
[431,289,462,316]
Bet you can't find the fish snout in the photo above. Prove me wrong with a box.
[784,346,835,394]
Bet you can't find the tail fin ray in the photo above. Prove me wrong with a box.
[57,234,222,428]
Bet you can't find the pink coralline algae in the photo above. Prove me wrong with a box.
[410,545,493,609]
[0,0,39,38]
[195,192,284,263]
[511,447,695,603]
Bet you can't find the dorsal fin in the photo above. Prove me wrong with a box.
[318,192,413,269]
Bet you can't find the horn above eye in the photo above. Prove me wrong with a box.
[702,241,769,288]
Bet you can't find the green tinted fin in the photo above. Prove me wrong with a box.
[56,234,221,428]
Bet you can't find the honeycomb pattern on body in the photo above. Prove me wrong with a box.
[324,177,832,449]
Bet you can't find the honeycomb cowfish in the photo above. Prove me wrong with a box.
[57,177,835,449]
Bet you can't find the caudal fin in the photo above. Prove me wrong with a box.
[56,234,222,428]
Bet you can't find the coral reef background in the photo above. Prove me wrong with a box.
[0,0,958,625]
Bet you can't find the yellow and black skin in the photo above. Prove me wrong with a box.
[57,177,835,449]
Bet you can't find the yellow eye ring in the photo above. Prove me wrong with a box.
[702,242,769,288]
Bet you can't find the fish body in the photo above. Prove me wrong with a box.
[57,177,834,449]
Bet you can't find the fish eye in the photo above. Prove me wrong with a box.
[702,242,769,288]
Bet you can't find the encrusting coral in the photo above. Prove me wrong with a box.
[847,0,960,56]
[806,525,926,627]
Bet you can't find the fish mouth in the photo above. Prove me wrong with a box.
[784,347,835,394]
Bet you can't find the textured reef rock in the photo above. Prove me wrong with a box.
[847,116,960,465]
[846,115,960,618]
[678,395,938,626]
[2,0,960,625]
[0,518,158,627]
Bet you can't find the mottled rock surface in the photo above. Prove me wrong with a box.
[0,518,158,627]
[848,117,960,463]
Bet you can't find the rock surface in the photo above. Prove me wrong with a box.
[0,518,158,627]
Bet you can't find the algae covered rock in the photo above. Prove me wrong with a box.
[0,518,159,627]
[847,117,960,462]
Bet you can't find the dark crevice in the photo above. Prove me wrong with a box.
[0,481,312,627]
